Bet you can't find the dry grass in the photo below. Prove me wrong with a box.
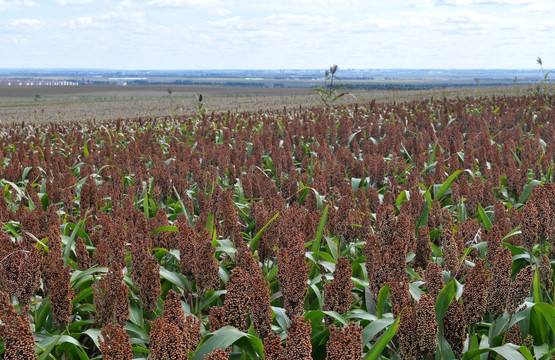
[0,84,552,123]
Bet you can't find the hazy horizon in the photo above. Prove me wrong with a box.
[0,67,553,71]
[2,0,554,70]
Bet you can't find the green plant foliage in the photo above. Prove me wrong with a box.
[0,93,552,360]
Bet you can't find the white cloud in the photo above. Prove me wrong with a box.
[262,13,338,26]
[2,0,554,69]
[345,16,430,33]
[147,0,221,8]
[519,2,555,11]
[197,33,212,41]
[56,0,92,5]
[9,18,43,28]
[0,0,36,11]
[66,16,94,29]
[438,0,543,5]
[65,11,146,29]
[446,9,503,24]
[206,13,338,33]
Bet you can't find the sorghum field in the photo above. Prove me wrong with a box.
[0,93,554,360]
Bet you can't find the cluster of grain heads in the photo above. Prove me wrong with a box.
[0,93,551,359]
[278,230,309,318]
[323,256,354,324]
[130,234,161,313]
[99,324,133,360]
[93,261,129,326]
[461,258,489,326]
[325,324,362,360]
[203,348,229,360]
[398,293,438,359]
[263,332,285,360]
[237,249,273,339]
[0,231,41,308]
[150,290,202,359]
[0,291,37,360]
[285,316,312,360]
[221,266,251,330]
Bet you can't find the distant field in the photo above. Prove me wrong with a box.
[0,83,551,123]
[0,85,314,98]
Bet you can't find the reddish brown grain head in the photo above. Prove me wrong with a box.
[487,247,512,318]
[93,261,129,327]
[462,258,489,325]
[325,323,362,360]
[507,265,533,315]
[278,231,309,318]
[222,266,251,330]
[263,332,284,360]
[0,291,37,360]
[99,324,133,360]
[203,348,229,360]
[323,256,354,320]
[285,316,312,360]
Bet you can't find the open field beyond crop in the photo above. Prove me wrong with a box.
[1,84,553,123]
[0,89,554,359]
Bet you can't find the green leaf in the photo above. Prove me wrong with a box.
[21,166,33,182]
[311,204,329,253]
[191,326,264,360]
[462,343,528,360]
[324,236,339,262]
[477,203,493,230]
[70,267,108,288]
[363,313,400,360]
[150,225,179,237]
[519,179,541,204]
[272,306,290,331]
[533,267,543,303]
[58,342,90,360]
[502,227,521,243]
[83,139,89,157]
[72,287,94,305]
[310,283,324,308]
[82,329,102,350]
[409,281,424,301]
[62,217,86,261]
[129,301,144,326]
[361,316,395,349]
[321,310,349,325]
[395,190,409,208]
[377,285,390,319]
[538,347,555,360]
[36,333,63,360]
[533,303,555,335]
[200,290,226,311]
[126,323,149,344]
[143,183,149,219]
[435,170,462,201]
[518,346,534,360]
[173,185,195,228]
[416,199,430,231]
[24,231,49,252]
[249,211,279,251]
[436,280,457,323]
[35,300,51,331]
[1,179,27,201]
[159,267,187,289]
[435,280,457,360]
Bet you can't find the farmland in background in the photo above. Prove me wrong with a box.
[0,86,554,359]
[1,83,554,123]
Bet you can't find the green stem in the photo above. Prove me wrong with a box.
[497,314,513,360]
[468,324,476,351]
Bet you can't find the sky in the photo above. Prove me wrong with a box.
[1,0,554,70]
